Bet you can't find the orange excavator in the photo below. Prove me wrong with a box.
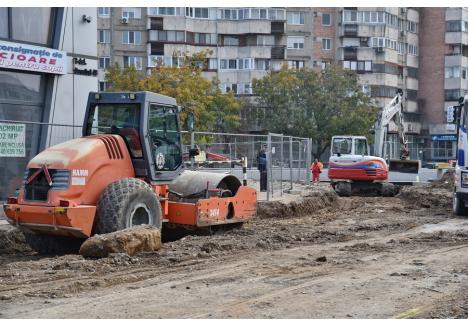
[3,92,257,254]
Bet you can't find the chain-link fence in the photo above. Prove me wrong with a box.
[0,118,458,202]
[182,131,312,201]
[0,119,312,202]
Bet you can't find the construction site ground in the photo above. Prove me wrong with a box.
[1,178,468,318]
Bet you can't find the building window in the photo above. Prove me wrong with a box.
[99,81,109,92]
[98,7,110,17]
[288,60,304,69]
[343,60,372,73]
[123,31,141,45]
[243,83,252,94]
[194,8,209,18]
[444,89,463,101]
[257,35,275,46]
[321,61,331,70]
[219,59,238,70]
[0,8,7,38]
[342,10,358,23]
[287,11,304,25]
[123,56,143,70]
[432,140,455,159]
[445,66,461,79]
[255,59,270,70]
[98,57,111,69]
[408,44,418,56]
[10,7,53,46]
[322,38,332,50]
[287,36,304,49]
[122,8,141,19]
[98,30,111,43]
[223,36,240,46]
[192,32,216,45]
[446,20,465,32]
[207,58,217,70]
[321,13,331,26]
[406,20,418,33]
[406,89,418,101]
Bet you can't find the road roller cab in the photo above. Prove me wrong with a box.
[3,92,257,254]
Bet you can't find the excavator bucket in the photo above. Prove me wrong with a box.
[388,159,420,174]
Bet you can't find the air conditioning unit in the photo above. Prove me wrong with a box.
[121,18,128,24]
[360,37,369,42]
[313,11,318,17]
[376,47,384,53]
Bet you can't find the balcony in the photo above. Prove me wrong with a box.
[271,21,285,34]
[343,24,358,37]
[271,46,285,60]
[343,47,358,60]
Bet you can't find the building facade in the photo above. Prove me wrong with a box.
[338,7,422,159]
[0,7,98,200]
[96,7,467,163]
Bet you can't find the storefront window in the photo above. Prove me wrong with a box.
[0,71,46,200]
[432,140,455,159]
[0,71,44,106]
[11,8,52,45]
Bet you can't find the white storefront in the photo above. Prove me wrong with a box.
[0,7,98,199]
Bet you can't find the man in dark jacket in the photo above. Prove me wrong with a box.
[257,144,268,191]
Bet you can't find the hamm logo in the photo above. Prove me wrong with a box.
[72,169,89,177]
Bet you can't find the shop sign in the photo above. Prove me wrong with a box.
[431,134,457,141]
[73,57,98,76]
[0,123,26,157]
[0,40,67,75]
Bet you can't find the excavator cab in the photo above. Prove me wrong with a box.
[83,92,184,183]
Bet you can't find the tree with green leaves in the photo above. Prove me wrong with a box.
[105,51,241,133]
[253,65,378,159]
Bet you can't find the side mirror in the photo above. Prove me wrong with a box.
[189,148,199,158]
[186,112,195,132]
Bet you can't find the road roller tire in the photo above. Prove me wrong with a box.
[94,178,162,234]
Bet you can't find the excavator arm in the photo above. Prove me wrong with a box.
[373,89,419,173]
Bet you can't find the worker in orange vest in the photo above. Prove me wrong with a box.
[310,158,323,183]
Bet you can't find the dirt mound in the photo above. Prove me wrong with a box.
[257,189,338,219]
[0,227,31,254]
[79,225,162,258]
[398,185,451,209]
[430,170,455,190]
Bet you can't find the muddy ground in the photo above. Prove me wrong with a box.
[1,181,468,318]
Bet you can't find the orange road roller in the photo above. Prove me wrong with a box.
[3,92,257,254]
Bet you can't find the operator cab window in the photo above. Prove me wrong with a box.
[148,104,182,171]
[332,137,352,155]
[354,138,368,156]
[85,104,143,158]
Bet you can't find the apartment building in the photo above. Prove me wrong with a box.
[96,7,466,162]
[97,7,148,91]
[419,7,468,162]
[311,8,338,70]
[338,7,422,159]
